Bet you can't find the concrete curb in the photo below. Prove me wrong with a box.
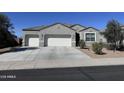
[0,47,14,54]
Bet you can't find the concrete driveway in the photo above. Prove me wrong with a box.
[0,47,90,61]
[0,47,91,70]
[0,47,124,71]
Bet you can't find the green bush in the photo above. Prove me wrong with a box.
[92,42,103,54]
[80,40,86,49]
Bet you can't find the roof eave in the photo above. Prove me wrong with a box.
[23,29,40,31]
[79,27,100,32]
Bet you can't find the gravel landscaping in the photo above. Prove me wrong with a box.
[79,48,124,58]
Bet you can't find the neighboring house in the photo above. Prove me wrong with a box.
[22,23,106,47]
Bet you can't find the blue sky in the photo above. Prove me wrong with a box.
[3,12,124,37]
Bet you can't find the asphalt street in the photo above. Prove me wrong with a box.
[1,65,124,81]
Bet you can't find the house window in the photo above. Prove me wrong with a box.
[85,33,95,41]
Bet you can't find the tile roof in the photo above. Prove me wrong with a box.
[23,25,48,31]
[22,23,98,32]
[23,23,74,31]
[79,27,100,32]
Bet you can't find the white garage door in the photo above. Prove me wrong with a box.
[48,38,71,47]
[29,38,39,47]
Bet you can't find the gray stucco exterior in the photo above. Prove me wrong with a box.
[79,27,106,46]
[22,23,106,47]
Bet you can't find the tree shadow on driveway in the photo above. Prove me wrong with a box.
[11,47,39,52]
[0,47,39,55]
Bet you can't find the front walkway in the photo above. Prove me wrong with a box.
[0,47,124,70]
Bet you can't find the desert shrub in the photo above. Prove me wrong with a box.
[92,42,103,54]
[79,40,86,49]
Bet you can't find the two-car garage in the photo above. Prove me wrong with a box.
[28,37,72,47]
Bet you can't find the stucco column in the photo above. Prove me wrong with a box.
[39,34,44,47]
[71,34,76,47]
[22,34,26,46]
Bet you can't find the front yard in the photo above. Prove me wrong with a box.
[79,48,124,58]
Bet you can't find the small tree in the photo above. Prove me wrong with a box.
[102,20,121,51]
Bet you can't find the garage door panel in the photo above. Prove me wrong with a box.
[48,38,71,46]
[29,38,39,47]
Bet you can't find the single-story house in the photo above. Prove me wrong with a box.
[22,23,106,47]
